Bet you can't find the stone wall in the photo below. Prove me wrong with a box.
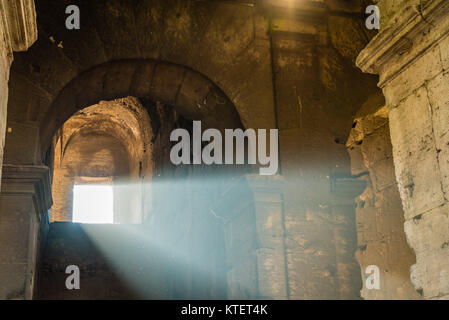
[7,0,275,155]
[267,0,380,299]
[357,0,449,299]
[5,0,437,300]
[51,97,152,223]
[38,223,160,299]
[0,0,44,300]
[0,165,51,299]
[0,6,12,180]
[374,0,427,28]
[211,175,287,299]
[0,0,37,183]
[347,95,421,299]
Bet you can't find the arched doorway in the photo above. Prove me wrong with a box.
[25,60,249,299]
[51,97,152,224]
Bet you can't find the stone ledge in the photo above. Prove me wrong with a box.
[1,164,52,218]
[356,0,449,87]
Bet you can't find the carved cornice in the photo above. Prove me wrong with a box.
[356,0,449,87]
[1,164,52,218]
[0,0,37,52]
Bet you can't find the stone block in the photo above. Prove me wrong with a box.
[6,71,54,123]
[426,71,449,196]
[361,125,393,167]
[103,62,136,100]
[176,70,211,117]
[150,63,186,106]
[227,259,258,299]
[130,60,156,97]
[347,144,368,175]
[3,122,40,165]
[405,204,449,299]
[256,247,288,299]
[74,65,108,108]
[383,46,443,108]
[370,158,396,191]
[389,87,445,219]
[0,207,30,263]
[255,203,284,248]
[0,262,27,299]
[328,15,368,61]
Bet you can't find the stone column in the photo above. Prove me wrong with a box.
[212,174,288,299]
[0,0,37,184]
[0,164,52,299]
[357,0,449,299]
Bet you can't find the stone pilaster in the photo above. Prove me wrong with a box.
[0,164,52,299]
[0,0,37,185]
[357,0,449,299]
[330,176,367,299]
[212,174,288,299]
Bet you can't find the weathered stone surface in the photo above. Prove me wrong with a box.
[38,60,243,152]
[328,15,369,62]
[405,204,449,299]
[347,105,421,299]
[357,0,449,299]
[389,87,445,219]
[375,0,423,29]
[8,0,276,147]
[426,71,449,198]
[0,0,37,184]
[0,0,37,52]
[3,121,40,165]
[103,62,136,101]
[51,98,152,223]
[440,35,449,71]
[7,0,449,301]
[130,60,157,98]
[0,165,51,299]
[382,46,443,108]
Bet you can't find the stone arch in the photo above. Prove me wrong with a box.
[51,97,154,223]
[56,97,153,178]
[63,130,131,177]
[39,59,244,157]
[7,0,275,142]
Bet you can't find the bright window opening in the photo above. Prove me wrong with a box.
[73,185,114,224]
